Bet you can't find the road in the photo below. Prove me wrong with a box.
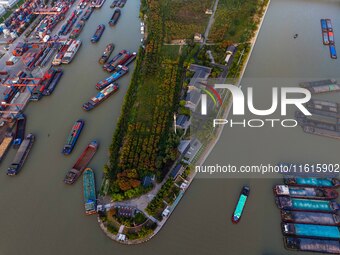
[203,0,219,45]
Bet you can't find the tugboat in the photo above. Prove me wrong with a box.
[109,8,121,26]
[99,43,114,64]
[83,168,97,215]
[91,24,105,43]
[232,186,250,224]
[64,141,98,184]
[62,120,84,155]
[83,83,119,111]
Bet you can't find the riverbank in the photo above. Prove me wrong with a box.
[98,0,271,244]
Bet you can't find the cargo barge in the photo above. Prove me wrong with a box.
[103,49,127,71]
[91,24,105,43]
[70,21,85,39]
[43,69,63,96]
[0,133,13,162]
[64,141,98,184]
[299,79,340,94]
[104,51,135,72]
[282,223,340,240]
[110,0,118,8]
[274,185,338,200]
[91,0,106,8]
[306,99,340,118]
[109,9,121,26]
[327,19,333,31]
[284,237,340,254]
[52,40,73,66]
[62,120,84,155]
[30,68,58,101]
[7,134,35,176]
[301,125,340,140]
[284,176,340,188]
[281,210,340,226]
[81,7,94,21]
[13,114,26,148]
[83,83,119,111]
[231,186,249,224]
[330,45,337,59]
[275,197,339,212]
[96,65,128,90]
[83,168,97,215]
[61,40,82,64]
[99,43,114,64]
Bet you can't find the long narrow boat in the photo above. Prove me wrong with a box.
[104,51,135,72]
[330,45,337,59]
[275,197,339,212]
[284,176,340,188]
[323,31,330,45]
[326,19,333,31]
[109,8,121,26]
[231,186,249,224]
[83,83,119,111]
[0,133,13,162]
[328,31,335,44]
[7,134,35,176]
[83,168,97,215]
[274,185,338,200]
[103,49,126,71]
[13,114,26,148]
[69,20,85,39]
[91,24,105,43]
[64,141,98,184]
[281,210,340,226]
[321,19,328,32]
[284,237,340,254]
[81,7,94,21]
[62,120,84,155]
[43,69,63,96]
[110,0,118,8]
[99,43,114,64]
[96,65,128,90]
[282,223,340,240]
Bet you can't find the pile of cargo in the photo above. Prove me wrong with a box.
[274,172,340,254]
[1,0,41,41]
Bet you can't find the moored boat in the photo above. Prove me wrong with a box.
[83,168,97,215]
[70,20,85,39]
[99,43,114,64]
[282,223,340,240]
[328,31,335,44]
[330,45,337,59]
[284,237,340,254]
[274,185,338,200]
[275,197,339,213]
[91,24,105,43]
[321,19,328,32]
[231,186,249,224]
[323,31,330,45]
[64,141,98,184]
[284,177,340,188]
[326,19,333,31]
[61,40,82,64]
[7,134,35,176]
[62,119,84,155]
[43,69,63,96]
[109,8,121,26]
[110,0,118,8]
[96,65,128,90]
[281,210,340,226]
[13,114,26,148]
[104,51,134,72]
[82,83,119,111]
[81,7,94,21]
[103,49,126,71]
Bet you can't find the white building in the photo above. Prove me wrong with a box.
[0,5,6,17]
[0,0,19,8]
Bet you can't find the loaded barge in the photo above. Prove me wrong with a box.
[231,186,249,223]
[13,114,26,148]
[83,83,119,111]
[7,134,35,176]
[282,223,340,240]
[0,133,13,162]
[274,185,338,200]
[70,21,85,39]
[62,120,84,155]
[281,210,340,226]
[64,141,98,184]
[99,43,114,64]
[299,79,340,94]
[275,197,339,213]
[81,7,94,21]
[91,24,105,43]
[83,168,97,215]
[96,65,128,90]
[284,237,340,254]
[284,176,340,188]
[61,40,82,64]
[43,69,63,96]
[109,8,121,26]
[306,99,340,118]
[104,51,136,72]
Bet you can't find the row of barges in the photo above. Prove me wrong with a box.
[110,0,126,8]
[320,19,337,59]
[274,175,340,253]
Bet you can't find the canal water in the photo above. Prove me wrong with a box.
[0,0,339,255]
